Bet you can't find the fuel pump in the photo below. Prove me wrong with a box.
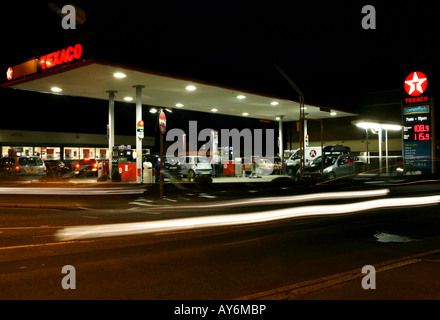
[112,145,137,182]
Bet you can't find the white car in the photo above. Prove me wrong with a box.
[177,156,213,179]
[256,158,274,175]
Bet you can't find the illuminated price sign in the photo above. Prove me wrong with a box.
[402,105,431,142]
[413,124,430,141]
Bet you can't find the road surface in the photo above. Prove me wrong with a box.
[0,178,439,302]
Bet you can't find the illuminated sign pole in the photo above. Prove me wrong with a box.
[159,109,167,199]
[433,98,436,174]
[278,115,284,164]
[133,85,145,183]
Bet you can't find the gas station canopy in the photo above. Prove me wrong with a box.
[3,57,356,122]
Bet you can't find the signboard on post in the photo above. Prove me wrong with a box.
[137,120,144,139]
[159,110,166,135]
[402,71,434,172]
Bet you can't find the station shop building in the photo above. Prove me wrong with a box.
[0,128,154,161]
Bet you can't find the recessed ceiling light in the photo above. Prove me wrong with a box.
[237,95,246,100]
[51,87,62,92]
[330,112,337,116]
[271,101,279,106]
[242,112,249,116]
[113,72,127,78]
[149,108,158,113]
[275,117,281,120]
[185,85,196,91]
[123,97,133,101]
[175,103,184,107]
[211,108,218,112]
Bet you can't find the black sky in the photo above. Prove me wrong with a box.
[1,1,439,135]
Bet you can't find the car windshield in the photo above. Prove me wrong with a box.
[324,156,337,165]
[311,156,336,167]
[311,156,322,165]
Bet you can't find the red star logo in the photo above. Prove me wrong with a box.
[404,71,428,96]
[6,67,13,81]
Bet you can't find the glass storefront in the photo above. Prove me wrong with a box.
[1,146,109,161]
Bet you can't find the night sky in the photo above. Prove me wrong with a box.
[1,1,439,136]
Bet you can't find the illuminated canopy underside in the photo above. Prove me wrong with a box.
[3,59,356,122]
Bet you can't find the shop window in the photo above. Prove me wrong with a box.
[97,148,109,159]
[80,147,95,159]
[64,148,80,160]
[2,146,35,157]
[2,147,10,157]
[23,147,33,156]
[34,147,42,157]
[44,147,61,160]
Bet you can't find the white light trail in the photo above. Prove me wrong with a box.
[163,189,390,210]
[0,187,145,195]
[56,194,440,241]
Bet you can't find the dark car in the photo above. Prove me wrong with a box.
[143,155,182,181]
[45,160,72,177]
[273,156,283,174]
[73,158,99,177]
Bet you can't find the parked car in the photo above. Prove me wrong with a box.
[286,145,351,177]
[255,157,282,175]
[256,158,274,175]
[299,154,357,180]
[0,156,47,177]
[143,154,182,181]
[273,156,283,174]
[44,160,72,177]
[177,156,212,179]
[73,158,99,176]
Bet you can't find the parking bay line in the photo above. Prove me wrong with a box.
[236,248,440,300]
